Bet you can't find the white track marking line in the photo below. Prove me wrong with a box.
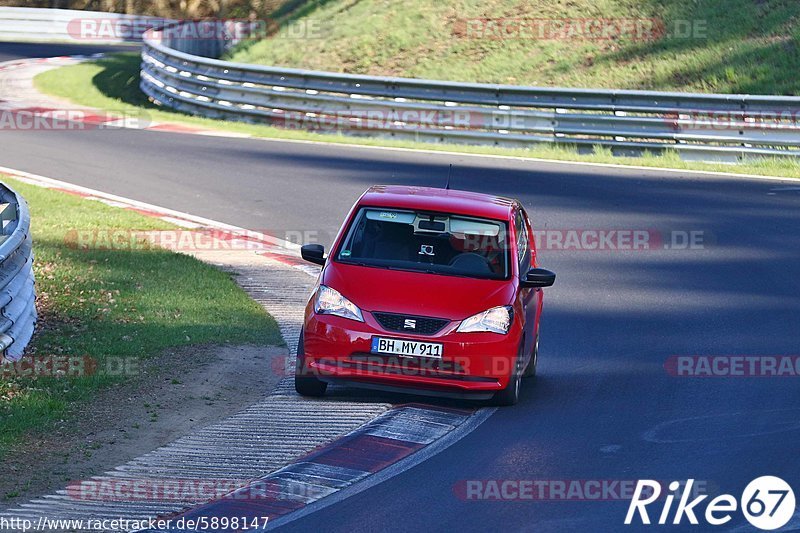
[0,165,295,247]
[0,165,319,280]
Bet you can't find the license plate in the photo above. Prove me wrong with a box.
[371,337,443,359]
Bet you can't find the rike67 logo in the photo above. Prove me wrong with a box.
[626,477,795,530]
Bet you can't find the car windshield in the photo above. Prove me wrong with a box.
[336,208,510,280]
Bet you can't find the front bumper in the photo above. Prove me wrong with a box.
[301,306,522,398]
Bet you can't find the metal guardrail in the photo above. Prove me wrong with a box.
[1,8,798,162]
[140,21,800,163]
[0,6,162,43]
[0,182,36,362]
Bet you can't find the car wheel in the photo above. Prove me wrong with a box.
[294,329,327,397]
[490,343,524,406]
[523,332,539,378]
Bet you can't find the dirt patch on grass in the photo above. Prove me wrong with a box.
[0,342,287,505]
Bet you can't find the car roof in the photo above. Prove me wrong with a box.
[357,185,517,220]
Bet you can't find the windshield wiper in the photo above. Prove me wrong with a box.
[386,265,437,274]
[339,259,371,268]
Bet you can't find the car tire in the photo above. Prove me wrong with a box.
[294,329,327,397]
[523,332,539,378]
[490,343,524,406]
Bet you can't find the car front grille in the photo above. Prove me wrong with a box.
[372,312,449,335]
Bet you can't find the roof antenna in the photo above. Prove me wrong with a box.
[445,164,453,190]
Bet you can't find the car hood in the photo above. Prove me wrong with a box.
[322,262,515,320]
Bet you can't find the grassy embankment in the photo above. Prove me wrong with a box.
[0,177,281,459]
[231,0,800,95]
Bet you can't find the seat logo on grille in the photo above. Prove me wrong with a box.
[403,319,417,329]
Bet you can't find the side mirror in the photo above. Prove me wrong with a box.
[301,244,326,266]
[521,268,555,288]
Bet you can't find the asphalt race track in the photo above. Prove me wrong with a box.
[0,41,138,62]
[2,42,800,532]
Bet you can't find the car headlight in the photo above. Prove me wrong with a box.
[314,285,364,322]
[457,306,513,334]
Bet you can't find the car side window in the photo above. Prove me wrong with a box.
[515,210,531,274]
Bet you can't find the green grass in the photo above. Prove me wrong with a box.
[0,177,282,454]
[228,0,800,95]
[33,53,800,179]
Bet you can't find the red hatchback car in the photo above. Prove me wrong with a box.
[295,185,555,405]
